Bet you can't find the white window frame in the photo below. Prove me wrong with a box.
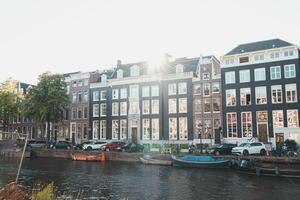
[271,85,282,104]
[120,88,127,99]
[100,103,107,117]
[142,100,150,114]
[284,64,296,79]
[255,86,267,105]
[93,104,99,117]
[254,68,266,81]
[112,89,119,100]
[168,98,177,114]
[100,90,107,100]
[239,70,250,83]
[120,102,127,116]
[226,89,236,106]
[203,83,210,97]
[100,120,106,139]
[270,66,281,80]
[112,102,119,116]
[151,99,159,114]
[151,85,159,97]
[129,85,139,98]
[285,84,297,103]
[142,86,150,97]
[178,98,187,113]
[226,112,237,138]
[179,117,188,140]
[168,83,177,95]
[178,82,187,94]
[151,118,159,140]
[225,71,235,84]
[202,72,210,80]
[241,112,252,138]
[240,88,251,106]
[287,110,299,127]
[142,118,150,140]
[272,110,284,128]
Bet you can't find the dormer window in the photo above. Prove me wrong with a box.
[130,65,139,77]
[225,58,234,65]
[284,50,294,57]
[101,74,107,82]
[270,51,280,59]
[117,69,123,78]
[254,54,264,62]
[239,56,249,63]
[176,64,184,74]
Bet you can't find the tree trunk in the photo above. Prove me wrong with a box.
[47,121,51,142]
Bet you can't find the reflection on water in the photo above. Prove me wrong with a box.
[1,158,300,200]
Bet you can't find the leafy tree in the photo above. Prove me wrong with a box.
[25,72,69,142]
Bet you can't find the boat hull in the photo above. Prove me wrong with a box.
[171,155,230,169]
[139,157,172,166]
[71,152,105,161]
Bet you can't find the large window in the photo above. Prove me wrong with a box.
[240,88,251,105]
[272,110,284,128]
[178,82,187,94]
[254,54,264,62]
[168,83,177,95]
[112,102,119,116]
[112,89,119,99]
[203,83,210,96]
[100,90,107,100]
[100,120,106,139]
[270,66,281,80]
[241,112,252,138]
[287,110,299,127]
[72,92,77,103]
[151,85,159,97]
[84,91,88,102]
[120,102,127,116]
[194,99,201,112]
[72,107,77,119]
[204,99,211,113]
[120,88,127,99]
[212,82,220,93]
[129,101,139,114]
[179,98,187,113]
[142,119,150,140]
[93,91,99,101]
[227,113,237,137]
[142,100,150,114]
[168,98,177,114]
[151,99,159,114]
[213,98,221,112]
[152,118,159,140]
[169,118,177,140]
[284,64,296,78]
[83,106,88,118]
[93,121,99,139]
[78,92,82,102]
[239,70,250,83]
[142,86,150,97]
[225,71,235,84]
[93,104,99,117]
[284,50,294,57]
[254,68,266,81]
[100,103,107,116]
[179,117,188,140]
[130,85,139,98]
[120,120,127,139]
[255,86,267,104]
[271,85,282,103]
[77,107,82,119]
[194,84,201,95]
[226,89,236,106]
[285,84,297,103]
[112,120,119,139]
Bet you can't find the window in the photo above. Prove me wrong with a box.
[93,104,99,117]
[100,103,107,116]
[227,113,237,137]
[203,73,210,80]
[212,82,220,93]
[101,74,107,82]
[254,54,264,61]
[168,98,177,114]
[240,88,251,105]
[225,71,235,84]
[204,99,211,113]
[120,120,127,139]
[83,106,88,119]
[100,90,107,100]
[194,99,201,112]
[92,91,99,101]
[254,68,266,81]
[284,64,296,78]
[72,92,77,103]
[152,118,159,140]
[285,84,297,103]
[225,58,234,65]
[255,86,267,104]
[72,81,77,88]
[120,102,127,116]
[213,98,220,112]
[142,86,150,97]
[226,89,236,106]
[239,70,250,83]
[272,110,284,128]
[203,83,210,96]
[169,118,177,140]
[84,91,88,102]
[77,80,83,87]
[239,56,249,63]
[117,69,123,78]
[100,120,106,139]
[241,112,252,138]
[112,89,119,99]
[130,85,139,98]
[203,119,212,139]
[93,121,99,139]
[77,107,82,119]
[78,91,82,102]
[271,85,282,103]
[168,83,177,95]
[179,98,187,113]
[112,102,119,116]
[176,64,184,73]
[193,84,201,95]
[151,85,159,97]
[130,65,139,76]
[142,100,150,114]
[129,101,139,114]
[270,66,281,80]
[142,119,150,140]
[120,88,127,99]
[270,51,280,59]
[178,82,187,94]
[214,119,221,128]
[284,50,294,57]
[112,120,119,139]
[72,107,77,119]
[151,99,159,114]
[287,110,299,127]
[179,117,188,140]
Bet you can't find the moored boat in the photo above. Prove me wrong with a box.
[70,152,105,161]
[171,155,230,168]
[139,156,172,166]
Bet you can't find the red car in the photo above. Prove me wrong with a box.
[102,141,126,151]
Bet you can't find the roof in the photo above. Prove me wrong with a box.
[163,57,200,74]
[111,61,149,78]
[225,39,294,56]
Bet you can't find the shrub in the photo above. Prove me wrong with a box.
[285,139,298,151]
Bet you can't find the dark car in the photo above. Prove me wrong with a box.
[27,140,47,148]
[208,143,237,155]
[102,142,126,151]
[50,141,73,150]
[121,143,144,153]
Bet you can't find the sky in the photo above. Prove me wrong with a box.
[0,0,300,84]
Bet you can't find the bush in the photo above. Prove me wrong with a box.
[180,144,189,149]
[151,143,161,149]
[285,139,298,151]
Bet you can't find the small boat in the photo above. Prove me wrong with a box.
[139,156,172,166]
[70,152,105,161]
[171,155,230,168]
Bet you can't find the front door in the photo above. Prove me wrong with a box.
[131,128,137,143]
[214,128,221,144]
[257,124,268,143]
[70,123,76,144]
[276,133,284,148]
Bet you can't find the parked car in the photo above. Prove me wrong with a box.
[231,142,267,156]
[102,142,126,151]
[121,143,144,153]
[27,140,47,148]
[208,143,237,155]
[83,141,107,150]
[74,141,92,150]
[50,141,73,150]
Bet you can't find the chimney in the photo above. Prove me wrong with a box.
[117,59,122,67]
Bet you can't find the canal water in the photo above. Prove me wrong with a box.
[0,158,300,200]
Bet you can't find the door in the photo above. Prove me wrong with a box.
[131,128,137,143]
[214,128,221,144]
[70,123,76,144]
[257,124,268,143]
[276,133,284,148]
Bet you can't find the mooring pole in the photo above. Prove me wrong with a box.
[15,134,29,183]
